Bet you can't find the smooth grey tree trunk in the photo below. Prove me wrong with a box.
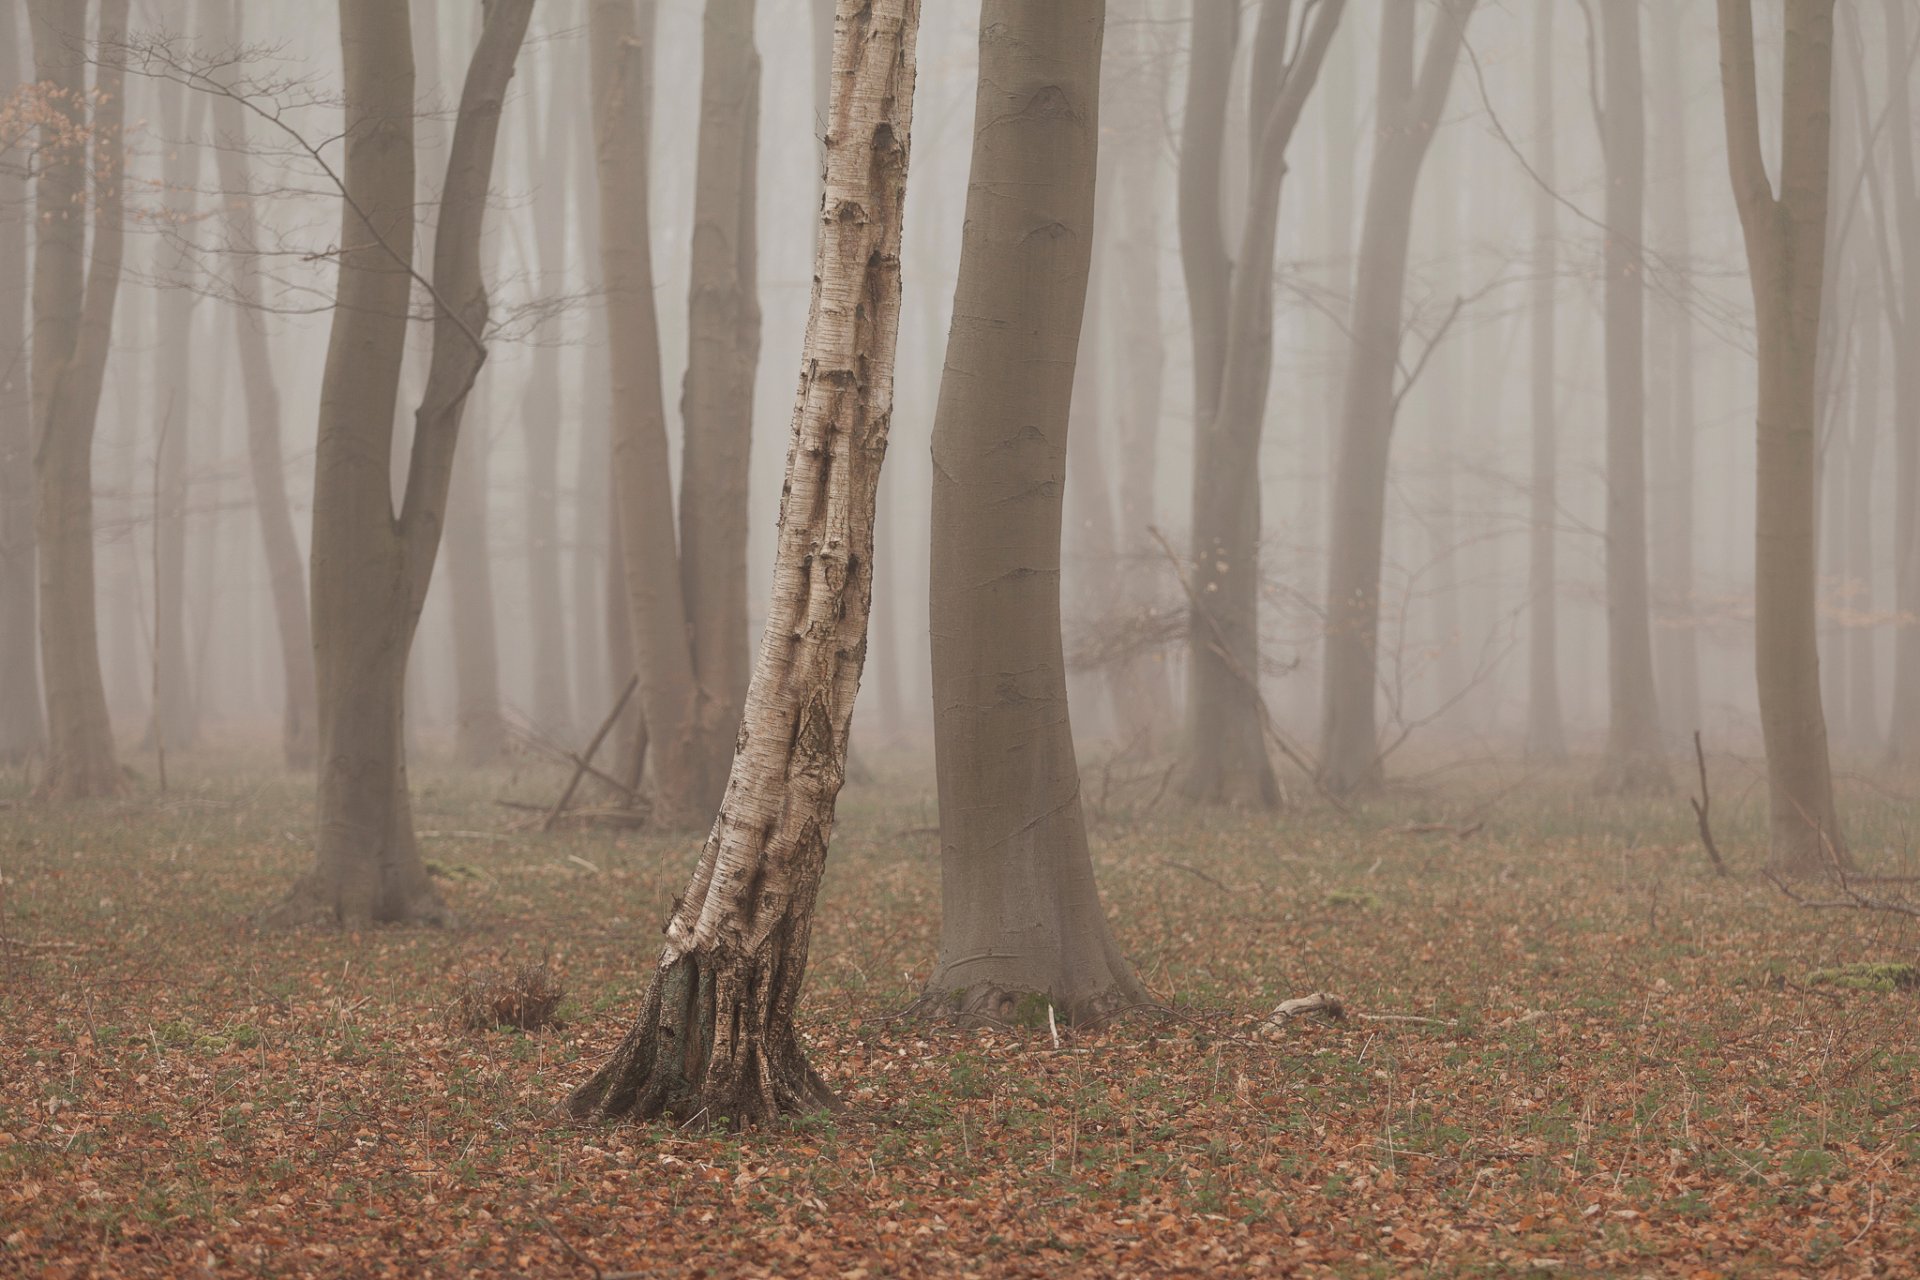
[1848,279,1881,747]
[28,0,128,800]
[924,0,1146,1024]
[0,1,41,765]
[1524,0,1566,761]
[1880,0,1920,765]
[1317,0,1475,796]
[446,385,504,766]
[567,0,919,1125]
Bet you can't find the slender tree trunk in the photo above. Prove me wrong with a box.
[1882,0,1920,765]
[28,0,129,800]
[1717,0,1847,873]
[1593,0,1666,793]
[679,0,762,784]
[1524,0,1566,761]
[567,0,919,1126]
[923,0,1146,1023]
[1317,0,1475,796]
[279,0,532,926]
[1848,281,1881,748]
[0,1,41,765]
[446,386,504,766]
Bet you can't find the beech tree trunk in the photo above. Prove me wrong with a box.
[1717,0,1847,874]
[1317,0,1475,795]
[1593,0,1666,794]
[923,0,1146,1024]
[446,388,504,766]
[1848,283,1881,747]
[0,2,41,765]
[567,0,919,1126]
[28,0,129,800]
[1524,0,1566,762]
[1180,0,1344,807]
[278,0,531,927]
[1881,0,1920,765]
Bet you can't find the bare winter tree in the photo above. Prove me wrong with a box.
[1318,0,1476,796]
[1717,0,1847,873]
[0,1,42,765]
[1523,0,1566,762]
[923,0,1146,1023]
[27,0,130,800]
[1178,0,1344,809]
[272,0,533,926]
[566,0,919,1126]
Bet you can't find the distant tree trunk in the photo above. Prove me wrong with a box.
[1881,0,1920,765]
[678,0,762,783]
[1647,4,1701,742]
[0,1,42,765]
[923,0,1146,1023]
[566,0,919,1125]
[589,0,715,828]
[1524,0,1566,762]
[28,0,129,800]
[1318,0,1475,796]
[446,388,504,766]
[1717,0,1847,874]
[1592,0,1665,794]
[1847,281,1881,747]
[277,0,532,926]
[1180,0,1344,807]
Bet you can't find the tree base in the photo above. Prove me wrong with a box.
[913,972,1152,1030]
[259,872,455,931]
[567,951,835,1129]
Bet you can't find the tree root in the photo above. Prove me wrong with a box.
[258,871,455,931]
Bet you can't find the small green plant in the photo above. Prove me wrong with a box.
[1807,962,1919,993]
[1324,888,1380,910]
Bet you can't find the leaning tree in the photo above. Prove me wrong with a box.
[566,0,920,1126]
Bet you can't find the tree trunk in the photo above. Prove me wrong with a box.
[589,0,716,828]
[1881,0,1920,765]
[279,0,531,927]
[1593,0,1666,794]
[1318,0,1475,796]
[0,1,41,765]
[1524,0,1566,761]
[446,385,504,766]
[1717,0,1847,874]
[923,0,1146,1023]
[28,0,129,800]
[567,0,920,1126]
[1847,280,1881,748]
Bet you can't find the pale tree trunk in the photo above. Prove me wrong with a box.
[1647,4,1701,742]
[1181,0,1344,807]
[567,0,919,1126]
[146,70,204,754]
[679,0,762,783]
[1593,0,1666,794]
[446,387,504,766]
[277,0,532,927]
[1717,0,1847,874]
[1848,276,1881,748]
[589,0,715,827]
[1880,0,1920,765]
[0,1,41,765]
[28,0,129,800]
[1317,0,1475,796]
[924,0,1146,1023]
[1524,0,1566,761]
[1064,229,1124,744]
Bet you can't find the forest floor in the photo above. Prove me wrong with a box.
[2,746,1917,1278]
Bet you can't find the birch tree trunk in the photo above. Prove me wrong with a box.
[1593,0,1666,794]
[922,0,1147,1023]
[277,0,531,927]
[28,0,128,800]
[567,0,919,1126]
[0,2,41,765]
[1524,0,1566,762]
[1717,0,1847,874]
[1317,0,1475,796]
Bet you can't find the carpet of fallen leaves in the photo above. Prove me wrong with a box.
[2,749,1917,1278]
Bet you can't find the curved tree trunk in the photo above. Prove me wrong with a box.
[567,0,919,1126]
[1717,0,1847,874]
[1524,0,1566,762]
[28,0,129,800]
[1317,0,1475,796]
[923,0,1146,1024]
[0,2,42,765]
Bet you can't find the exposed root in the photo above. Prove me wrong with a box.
[258,872,455,931]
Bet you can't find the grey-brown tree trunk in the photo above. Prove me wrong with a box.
[567,0,919,1126]
[1881,0,1920,765]
[924,0,1146,1023]
[1718,0,1847,874]
[1524,0,1566,762]
[0,2,40,765]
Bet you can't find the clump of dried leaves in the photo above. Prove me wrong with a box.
[450,962,566,1032]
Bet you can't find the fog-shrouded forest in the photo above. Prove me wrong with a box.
[5,1,1920,1274]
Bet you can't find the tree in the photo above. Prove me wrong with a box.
[1717,0,1847,873]
[1524,0,1566,762]
[274,0,532,926]
[1179,0,1344,808]
[922,0,1145,1022]
[1318,0,1476,796]
[0,0,42,766]
[28,0,130,800]
[566,0,920,1126]
[205,0,318,770]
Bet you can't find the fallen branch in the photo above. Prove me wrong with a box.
[1158,859,1233,894]
[1269,992,1346,1021]
[542,676,639,833]
[1766,869,1920,918]
[1398,820,1484,840]
[1688,730,1730,877]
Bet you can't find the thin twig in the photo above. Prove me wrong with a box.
[1689,731,1729,877]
